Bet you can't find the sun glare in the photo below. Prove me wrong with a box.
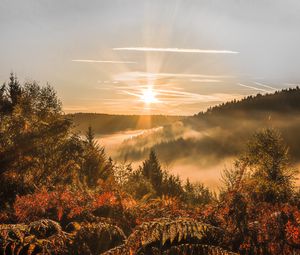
[140,88,158,104]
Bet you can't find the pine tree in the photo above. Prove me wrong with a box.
[82,126,111,187]
[86,125,95,146]
[141,150,163,196]
[183,179,213,206]
[8,72,22,107]
[161,171,183,197]
[0,83,8,115]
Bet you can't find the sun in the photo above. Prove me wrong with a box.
[140,88,158,104]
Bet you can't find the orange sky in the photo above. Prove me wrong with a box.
[0,0,299,115]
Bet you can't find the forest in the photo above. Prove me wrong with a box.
[1,74,300,255]
[68,113,184,135]
[118,87,300,169]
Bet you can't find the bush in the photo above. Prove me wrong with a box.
[13,187,118,224]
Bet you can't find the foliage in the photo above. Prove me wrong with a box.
[126,218,221,252]
[159,244,238,255]
[161,171,184,198]
[0,219,69,255]
[2,74,300,254]
[81,126,112,187]
[242,128,298,203]
[184,179,214,206]
[68,222,126,255]
[140,150,164,196]
[124,172,157,200]
[103,217,236,255]
[0,74,113,208]
[0,219,126,255]
[132,196,199,223]
[101,244,130,255]
[124,150,213,204]
[13,187,118,224]
[205,129,300,254]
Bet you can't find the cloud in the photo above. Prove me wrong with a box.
[191,79,222,83]
[237,83,270,93]
[72,59,137,64]
[113,83,242,105]
[114,47,239,54]
[106,71,240,107]
[254,82,277,90]
[115,72,233,81]
[63,106,89,112]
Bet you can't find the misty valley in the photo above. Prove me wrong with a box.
[70,88,300,189]
[1,76,300,255]
[2,1,300,254]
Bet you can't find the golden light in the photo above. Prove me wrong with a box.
[140,87,158,104]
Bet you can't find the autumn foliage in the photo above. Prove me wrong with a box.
[1,74,300,254]
[13,188,119,223]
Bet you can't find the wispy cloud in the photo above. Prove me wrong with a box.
[97,87,243,114]
[95,70,241,113]
[72,59,137,64]
[63,106,89,112]
[191,79,222,83]
[115,72,233,81]
[237,83,270,93]
[254,82,277,90]
[111,81,241,105]
[114,47,239,54]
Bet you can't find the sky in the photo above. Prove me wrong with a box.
[1,0,300,115]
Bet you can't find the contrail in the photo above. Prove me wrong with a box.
[114,47,239,54]
[237,83,270,93]
[72,59,137,64]
[254,82,277,90]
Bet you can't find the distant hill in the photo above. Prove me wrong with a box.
[198,86,300,115]
[67,113,185,135]
[118,87,300,166]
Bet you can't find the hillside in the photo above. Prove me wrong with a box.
[118,87,300,165]
[198,86,300,116]
[68,113,185,135]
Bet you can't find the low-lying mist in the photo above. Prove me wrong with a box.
[97,111,300,189]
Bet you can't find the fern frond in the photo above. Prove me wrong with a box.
[126,218,221,252]
[68,221,126,254]
[28,219,62,238]
[101,244,130,255]
[0,219,69,255]
[162,244,239,255]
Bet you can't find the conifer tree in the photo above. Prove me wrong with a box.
[86,125,95,146]
[241,128,298,203]
[82,126,111,187]
[141,150,163,195]
[8,72,22,107]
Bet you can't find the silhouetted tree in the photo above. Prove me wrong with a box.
[141,150,163,196]
[8,72,22,107]
[0,75,80,206]
[161,171,183,197]
[81,126,112,187]
[183,179,213,206]
[86,125,95,146]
